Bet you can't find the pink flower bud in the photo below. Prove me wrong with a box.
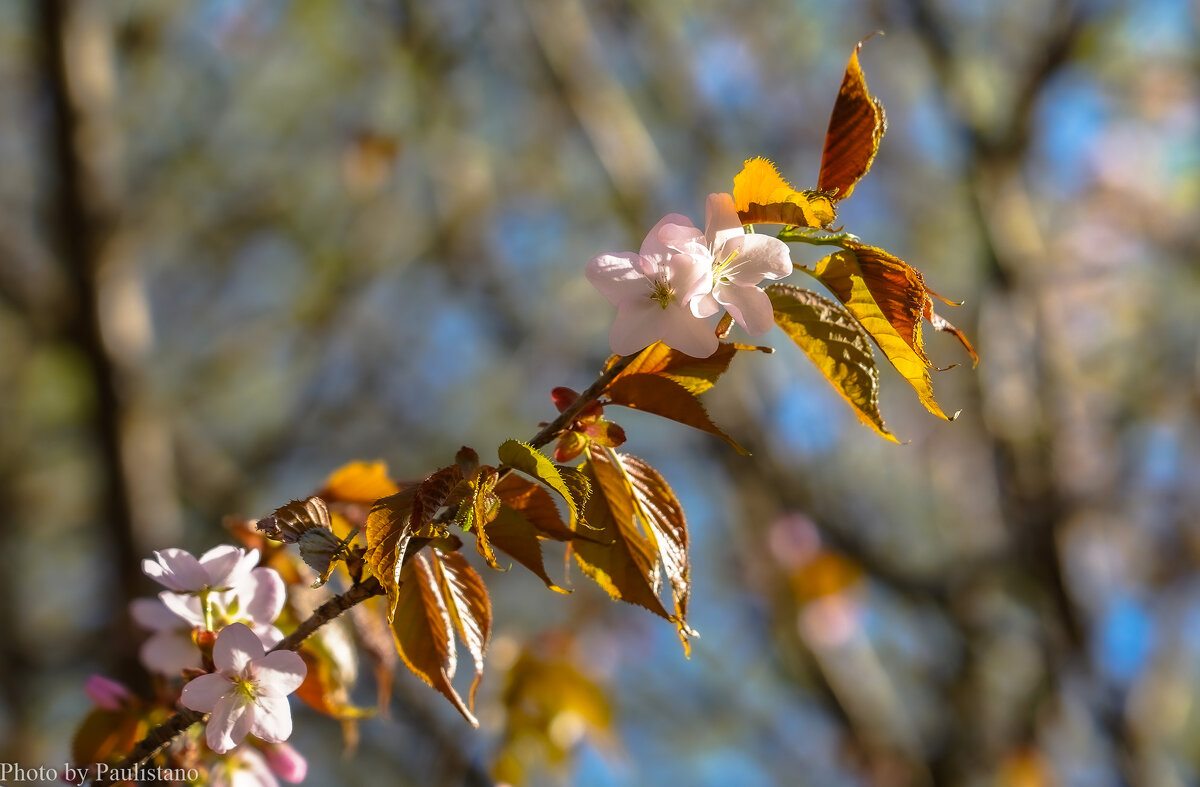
[83,674,131,711]
[264,742,308,783]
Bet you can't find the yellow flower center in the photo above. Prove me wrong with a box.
[648,277,675,309]
[232,675,258,701]
[712,248,740,283]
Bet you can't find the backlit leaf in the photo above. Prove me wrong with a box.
[296,625,374,722]
[391,553,478,726]
[72,707,146,769]
[320,460,401,505]
[486,504,570,593]
[818,37,887,200]
[925,291,979,365]
[767,284,895,441]
[411,465,464,535]
[733,157,838,228]
[495,475,577,541]
[364,487,417,620]
[573,454,669,620]
[574,449,695,651]
[430,550,492,710]
[455,466,502,568]
[498,440,590,528]
[606,373,748,454]
[610,340,764,396]
[814,249,956,420]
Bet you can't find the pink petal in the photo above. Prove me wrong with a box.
[140,631,204,675]
[716,283,775,336]
[659,304,718,358]
[610,298,668,356]
[84,675,131,711]
[206,693,254,754]
[586,253,648,306]
[159,591,206,627]
[235,568,286,628]
[664,252,712,304]
[656,223,706,259]
[721,234,792,283]
[214,622,266,675]
[131,597,187,632]
[264,742,307,783]
[252,650,307,697]
[146,548,208,591]
[254,624,285,650]
[201,546,259,589]
[180,672,233,713]
[705,192,744,252]
[639,213,696,258]
[689,291,721,318]
[249,694,294,743]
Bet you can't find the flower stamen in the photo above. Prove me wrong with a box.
[648,277,675,309]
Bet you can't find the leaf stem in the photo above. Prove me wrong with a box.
[528,354,637,450]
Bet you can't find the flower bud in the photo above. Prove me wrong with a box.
[83,674,131,711]
[264,742,308,783]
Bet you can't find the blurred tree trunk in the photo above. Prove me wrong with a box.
[36,0,178,689]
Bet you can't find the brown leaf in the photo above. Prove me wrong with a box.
[486,503,570,593]
[498,440,590,528]
[364,487,417,620]
[925,291,979,366]
[573,453,670,620]
[767,284,896,441]
[610,340,768,395]
[430,549,492,710]
[391,553,478,726]
[606,373,748,454]
[411,465,464,535]
[495,475,576,541]
[818,36,887,201]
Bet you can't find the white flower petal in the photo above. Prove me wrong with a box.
[199,546,246,587]
[236,568,286,628]
[207,693,254,754]
[181,672,233,713]
[131,597,186,632]
[254,625,285,650]
[159,591,206,626]
[146,548,208,591]
[664,253,712,304]
[249,695,294,743]
[586,253,648,306]
[660,304,718,358]
[252,651,307,697]
[722,235,792,283]
[717,283,775,336]
[214,622,266,675]
[140,631,204,675]
[609,299,666,356]
[656,223,706,259]
[705,192,745,252]
[639,213,696,258]
[689,292,721,318]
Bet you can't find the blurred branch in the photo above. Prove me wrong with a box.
[36,0,179,685]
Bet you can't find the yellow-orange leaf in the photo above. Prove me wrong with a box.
[925,292,979,366]
[486,504,571,593]
[814,250,957,421]
[733,157,837,229]
[430,550,492,712]
[320,460,401,505]
[818,37,887,201]
[606,373,748,454]
[495,475,577,541]
[391,553,478,726]
[767,284,896,442]
[609,340,767,396]
[364,487,417,620]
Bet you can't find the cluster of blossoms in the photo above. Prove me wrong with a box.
[86,545,309,785]
[586,192,792,358]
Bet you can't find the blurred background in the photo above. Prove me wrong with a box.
[2,0,1198,784]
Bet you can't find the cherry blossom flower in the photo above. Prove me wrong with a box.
[181,623,306,754]
[83,675,132,711]
[132,567,286,676]
[587,213,718,358]
[210,746,279,787]
[689,192,792,335]
[143,545,260,594]
[263,742,307,783]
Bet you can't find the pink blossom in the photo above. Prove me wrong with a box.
[263,742,307,783]
[83,674,131,711]
[142,545,260,593]
[587,214,718,358]
[689,193,792,335]
[132,567,287,676]
[210,746,279,787]
[180,623,306,754]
